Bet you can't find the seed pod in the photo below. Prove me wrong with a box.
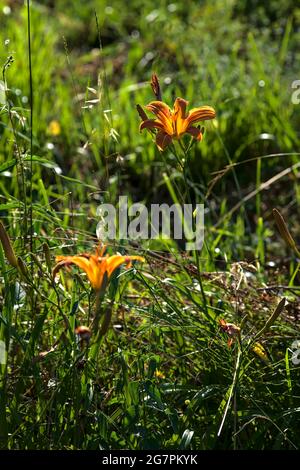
[151,72,162,101]
[0,221,18,268]
[136,104,148,121]
[273,209,299,254]
[43,242,52,273]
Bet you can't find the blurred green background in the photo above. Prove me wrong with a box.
[1,0,300,451]
[1,0,299,202]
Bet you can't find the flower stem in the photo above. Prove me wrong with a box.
[98,300,114,338]
[180,143,209,318]
[92,292,103,334]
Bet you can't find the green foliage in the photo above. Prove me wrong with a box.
[0,0,300,450]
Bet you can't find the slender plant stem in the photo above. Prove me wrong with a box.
[288,261,300,287]
[98,300,114,338]
[217,346,242,437]
[2,60,28,247]
[27,0,33,257]
[176,142,209,317]
[95,10,115,189]
[92,291,103,334]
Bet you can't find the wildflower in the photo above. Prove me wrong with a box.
[75,325,92,340]
[252,342,269,363]
[75,326,92,348]
[48,120,61,136]
[139,97,215,151]
[154,369,166,379]
[53,245,144,292]
[219,318,241,348]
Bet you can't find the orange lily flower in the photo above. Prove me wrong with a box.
[53,245,144,291]
[139,98,216,151]
[219,318,241,348]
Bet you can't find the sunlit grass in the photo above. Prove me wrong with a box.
[0,0,300,450]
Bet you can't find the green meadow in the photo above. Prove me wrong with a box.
[0,0,300,450]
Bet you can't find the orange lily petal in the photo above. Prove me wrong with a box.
[96,244,107,257]
[186,105,216,127]
[173,98,188,135]
[145,101,173,135]
[54,255,91,275]
[146,100,171,119]
[173,98,188,119]
[124,255,145,265]
[156,131,172,151]
[185,126,203,141]
[53,249,144,292]
[140,119,166,132]
[105,255,145,277]
[54,255,102,289]
[89,255,105,289]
